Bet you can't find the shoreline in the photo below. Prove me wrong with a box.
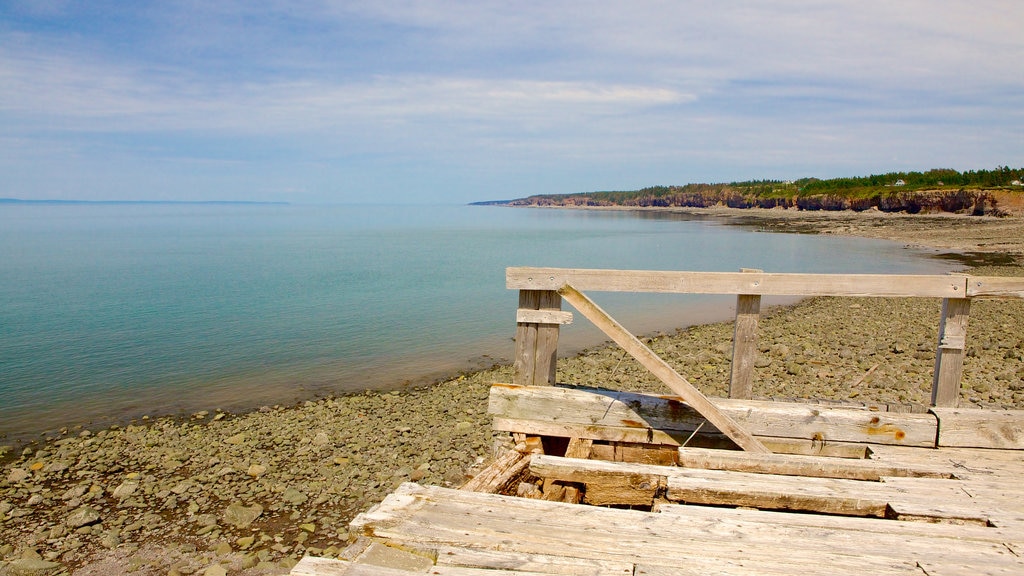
[2,210,1023,574]
[517,204,1024,260]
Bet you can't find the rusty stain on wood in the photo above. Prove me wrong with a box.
[863,423,907,441]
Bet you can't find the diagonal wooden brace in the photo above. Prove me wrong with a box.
[558,283,771,454]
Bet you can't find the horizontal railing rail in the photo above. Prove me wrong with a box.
[507,267,1024,298]
[508,267,1024,427]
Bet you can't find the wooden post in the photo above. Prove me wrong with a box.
[513,290,565,386]
[729,268,762,399]
[931,297,971,407]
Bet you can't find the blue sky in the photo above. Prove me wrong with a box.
[1,1,1022,204]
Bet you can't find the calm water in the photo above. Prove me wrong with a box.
[0,204,957,442]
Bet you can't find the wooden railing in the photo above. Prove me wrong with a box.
[508,266,1024,411]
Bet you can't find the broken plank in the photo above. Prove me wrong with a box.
[461,449,530,493]
[530,455,665,506]
[564,437,593,459]
[590,441,678,466]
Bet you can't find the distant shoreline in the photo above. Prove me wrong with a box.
[487,203,1024,262]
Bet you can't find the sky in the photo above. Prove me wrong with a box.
[1,1,1022,204]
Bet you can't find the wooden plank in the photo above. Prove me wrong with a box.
[350,483,1010,575]
[728,268,762,399]
[294,555,609,576]
[460,449,530,493]
[590,442,678,466]
[531,454,984,523]
[932,408,1024,449]
[530,455,665,506]
[932,298,971,407]
[492,416,870,458]
[654,502,1015,542]
[965,275,1024,298]
[913,559,1024,576]
[867,445,1024,481]
[665,468,988,522]
[564,437,593,459]
[879,476,1013,526]
[557,284,770,454]
[676,446,954,480]
[516,309,574,324]
[508,267,969,298]
[488,384,938,447]
[653,505,1022,575]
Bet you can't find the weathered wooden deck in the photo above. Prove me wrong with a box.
[291,268,1024,575]
[293,386,1024,576]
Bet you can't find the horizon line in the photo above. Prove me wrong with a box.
[0,198,290,206]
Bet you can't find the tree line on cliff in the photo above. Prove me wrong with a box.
[504,167,1024,215]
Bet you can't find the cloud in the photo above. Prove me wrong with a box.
[1,1,1021,201]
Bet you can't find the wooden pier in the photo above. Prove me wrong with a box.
[292,268,1024,575]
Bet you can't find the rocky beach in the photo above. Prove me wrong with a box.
[2,208,1023,575]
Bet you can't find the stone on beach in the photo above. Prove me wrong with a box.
[65,506,101,528]
[222,502,263,528]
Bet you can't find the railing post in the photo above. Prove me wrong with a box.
[729,268,762,399]
[513,290,563,386]
[931,297,971,407]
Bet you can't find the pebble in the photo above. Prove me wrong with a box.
[222,502,263,528]
[65,506,101,528]
[282,487,308,505]
[202,564,227,576]
[246,464,268,477]
[4,558,64,575]
[223,433,246,445]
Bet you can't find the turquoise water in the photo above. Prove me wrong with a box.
[0,204,956,441]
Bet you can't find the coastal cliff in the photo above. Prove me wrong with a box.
[495,167,1024,216]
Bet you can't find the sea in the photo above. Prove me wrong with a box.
[0,203,960,444]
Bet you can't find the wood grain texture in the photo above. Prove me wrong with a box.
[932,297,971,407]
[965,275,1024,298]
[508,267,972,297]
[342,482,1024,576]
[676,446,953,480]
[488,384,938,447]
[515,309,574,324]
[729,291,761,399]
[460,449,530,493]
[512,290,562,386]
[932,408,1024,449]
